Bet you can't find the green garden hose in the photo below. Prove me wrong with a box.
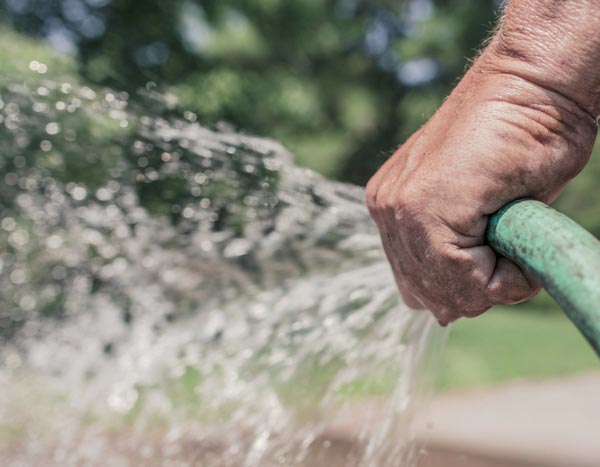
[487,199,600,357]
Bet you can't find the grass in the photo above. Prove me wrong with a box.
[437,303,599,391]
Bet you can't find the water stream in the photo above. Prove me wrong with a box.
[0,74,445,466]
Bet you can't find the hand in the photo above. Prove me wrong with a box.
[366,50,598,325]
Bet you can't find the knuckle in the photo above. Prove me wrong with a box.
[378,184,401,215]
[365,178,398,217]
[437,243,472,275]
[365,177,380,213]
[558,154,589,184]
[432,247,491,312]
[489,280,540,305]
[395,179,419,207]
[366,167,424,221]
[450,291,477,313]
[393,185,425,228]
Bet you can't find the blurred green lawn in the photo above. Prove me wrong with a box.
[438,301,599,391]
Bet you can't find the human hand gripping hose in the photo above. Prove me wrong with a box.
[486,199,600,356]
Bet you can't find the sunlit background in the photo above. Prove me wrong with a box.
[0,1,598,466]
[4,0,593,385]
[2,0,507,182]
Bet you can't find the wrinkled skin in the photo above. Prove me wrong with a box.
[366,50,598,325]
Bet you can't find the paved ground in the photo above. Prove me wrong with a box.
[415,372,600,467]
[3,372,598,466]
[417,446,543,467]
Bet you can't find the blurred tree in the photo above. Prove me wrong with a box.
[0,0,500,182]
[4,3,600,324]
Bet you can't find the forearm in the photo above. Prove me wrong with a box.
[483,0,600,118]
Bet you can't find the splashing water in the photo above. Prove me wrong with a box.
[0,73,445,466]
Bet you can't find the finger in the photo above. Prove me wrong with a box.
[486,257,541,305]
[462,305,492,319]
[428,304,461,326]
[377,221,424,310]
[443,244,497,313]
[413,290,463,326]
[384,224,427,311]
[438,245,526,317]
[394,274,425,310]
[365,152,403,218]
[365,131,424,218]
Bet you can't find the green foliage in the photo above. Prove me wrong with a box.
[1,0,500,182]
[0,28,282,226]
[554,140,600,238]
[0,31,285,336]
[0,28,75,82]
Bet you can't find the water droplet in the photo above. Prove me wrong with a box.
[29,60,41,72]
[80,87,97,100]
[5,102,20,116]
[47,235,63,249]
[40,140,53,152]
[223,239,252,258]
[183,111,197,122]
[8,230,29,247]
[95,188,113,201]
[1,217,16,231]
[193,173,207,184]
[33,102,49,113]
[10,269,26,285]
[19,295,37,311]
[71,186,87,201]
[45,122,61,135]
[4,172,19,186]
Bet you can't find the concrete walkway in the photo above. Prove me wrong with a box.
[416,372,600,467]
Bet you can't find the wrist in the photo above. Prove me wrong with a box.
[481,45,600,119]
[480,2,600,118]
[464,50,597,130]
[452,52,598,165]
